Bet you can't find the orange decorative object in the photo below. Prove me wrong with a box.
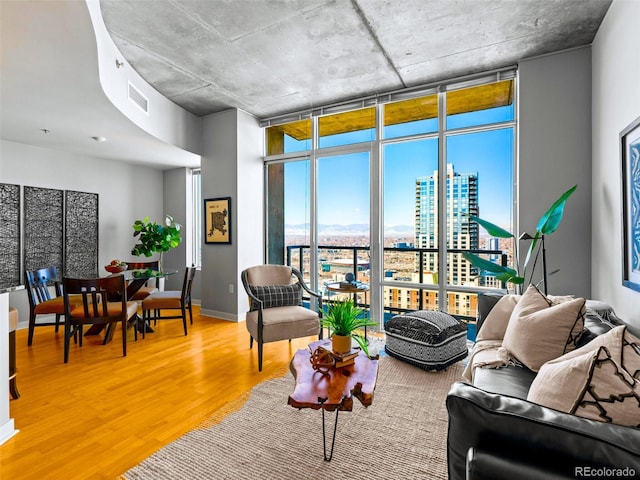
[309,345,335,374]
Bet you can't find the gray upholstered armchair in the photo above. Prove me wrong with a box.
[241,265,323,371]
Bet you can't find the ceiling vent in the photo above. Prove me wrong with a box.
[128,82,149,114]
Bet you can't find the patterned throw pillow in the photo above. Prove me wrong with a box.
[501,285,585,372]
[528,326,640,427]
[249,284,302,310]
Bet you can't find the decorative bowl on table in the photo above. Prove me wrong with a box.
[105,264,128,274]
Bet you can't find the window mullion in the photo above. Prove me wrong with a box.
[309,116,318,294]
[437,88,447,312]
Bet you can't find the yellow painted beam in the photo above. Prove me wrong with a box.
[272,80,513,141]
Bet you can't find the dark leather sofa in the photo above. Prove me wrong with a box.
[446,293,640,480]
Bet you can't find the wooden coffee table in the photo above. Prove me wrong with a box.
[288,339,379,461]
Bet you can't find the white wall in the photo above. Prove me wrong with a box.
[592,0,640,327]
[518,47,593,299]
[0,139,164,326]
[85,0,202,156]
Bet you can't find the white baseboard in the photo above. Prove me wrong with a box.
[0,418,17,446]
[199,308,242,322]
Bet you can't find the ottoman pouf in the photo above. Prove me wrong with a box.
[384,310,468,370]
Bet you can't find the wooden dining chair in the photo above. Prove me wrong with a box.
[62,276,139,363]
[124,260,160,301]
[25,266,82,346]
[141,266,196,337]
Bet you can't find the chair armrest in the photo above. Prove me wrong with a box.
[299,282,321,299]
[243,289,263,311]
[291,268,323,312]
[446,382,640,480]
[290,268,318,295]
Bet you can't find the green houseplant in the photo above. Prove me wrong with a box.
[321,298,377,357]
[463,185,577,293]
[131,215,182,270]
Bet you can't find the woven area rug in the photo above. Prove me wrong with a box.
[124,357,464,479]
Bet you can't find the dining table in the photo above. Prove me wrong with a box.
[84,268,178,342]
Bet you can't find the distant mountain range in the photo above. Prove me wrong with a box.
[285,223,414,236]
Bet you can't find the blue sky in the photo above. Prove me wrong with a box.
[283,104,514,232]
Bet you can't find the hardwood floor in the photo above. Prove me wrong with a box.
[1,307,318,479]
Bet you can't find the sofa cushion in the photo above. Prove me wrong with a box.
[473,364,537,399]
[249,284,302,310]
[502,285,585,372]
[245,306,319,343]
[528,326,640,427]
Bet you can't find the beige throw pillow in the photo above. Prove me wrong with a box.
[528,326,640,427]
[476,291,576,342]
[502,285,585,372]
[476,294,520,341]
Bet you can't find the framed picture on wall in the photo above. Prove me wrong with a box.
[204,197,231,244]
[621,114,640,292]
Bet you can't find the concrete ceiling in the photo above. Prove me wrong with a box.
[100,0,612,119]
[0,0,612,171]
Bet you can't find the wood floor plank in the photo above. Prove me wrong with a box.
[1,307,317,479]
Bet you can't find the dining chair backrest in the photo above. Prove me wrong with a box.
[181,266,197,303]
[25,266,61,308]
[63,275,128,319]
[24,266,68,346]
[140,266,197,337]
[125,261,160,287]
[125,261,159,270]
[62,275,137,363]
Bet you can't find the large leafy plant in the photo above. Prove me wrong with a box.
[321,298,377,356]
[131,215,182,257]
[463,185,577,291]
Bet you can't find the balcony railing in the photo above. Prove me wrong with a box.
[286,244,508,328]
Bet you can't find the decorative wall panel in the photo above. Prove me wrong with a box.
[0,183,21,288]
[64,190,99,278]
[23,186,64,273]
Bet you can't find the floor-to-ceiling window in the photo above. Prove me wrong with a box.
[263,71,516,330]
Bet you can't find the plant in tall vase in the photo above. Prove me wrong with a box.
[463,184,577,294]
[131,215,182,271]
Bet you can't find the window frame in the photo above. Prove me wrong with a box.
[263,71,518,325]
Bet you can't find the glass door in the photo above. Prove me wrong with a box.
[316,151,371,316]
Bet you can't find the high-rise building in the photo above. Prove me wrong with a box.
[414,164,479,286]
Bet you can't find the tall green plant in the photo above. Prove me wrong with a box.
[463,185,577,290]
[321,299,377,356]
[131,215,182,257]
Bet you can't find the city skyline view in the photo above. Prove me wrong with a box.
[283,104,515,240]
[270,83,517,319]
